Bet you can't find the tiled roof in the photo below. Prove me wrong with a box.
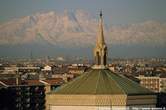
[23,80,43,85]
[43,78,64,85]
[53,69,153,95]
[0,79,17,86]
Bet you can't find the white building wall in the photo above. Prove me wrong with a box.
[49,105,156,110]
[49,106,127,110]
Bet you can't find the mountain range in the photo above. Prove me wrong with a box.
[0,10,166,58]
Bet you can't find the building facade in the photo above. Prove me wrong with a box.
[137,75,166,92]
[0,85,45,110]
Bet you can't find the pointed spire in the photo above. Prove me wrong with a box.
[93,11,108,69]
[97,10,105,47]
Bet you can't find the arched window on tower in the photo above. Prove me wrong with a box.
[103,52,107,65]
[96,52,100,65]
[103,48,107,65]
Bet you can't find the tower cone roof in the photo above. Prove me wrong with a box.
[96,11,105,48]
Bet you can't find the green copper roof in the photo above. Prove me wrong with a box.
[53,69,153,95]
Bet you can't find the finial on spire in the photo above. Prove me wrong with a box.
[100,10,102,17]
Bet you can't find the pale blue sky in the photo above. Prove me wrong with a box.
[0,0,166,25]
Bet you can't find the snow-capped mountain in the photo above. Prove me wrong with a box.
[0,10,166,58]
[0,10,166,47]
[0,10,98,47]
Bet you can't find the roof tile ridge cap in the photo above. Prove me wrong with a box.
[103,70,126,94]
[94,69,101,94]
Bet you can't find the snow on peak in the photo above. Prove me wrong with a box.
[0,10,166,47]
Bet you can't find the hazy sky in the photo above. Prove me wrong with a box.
[0,0,166,25]
[0,0,166,58]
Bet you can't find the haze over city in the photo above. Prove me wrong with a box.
[0,0,166,58]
